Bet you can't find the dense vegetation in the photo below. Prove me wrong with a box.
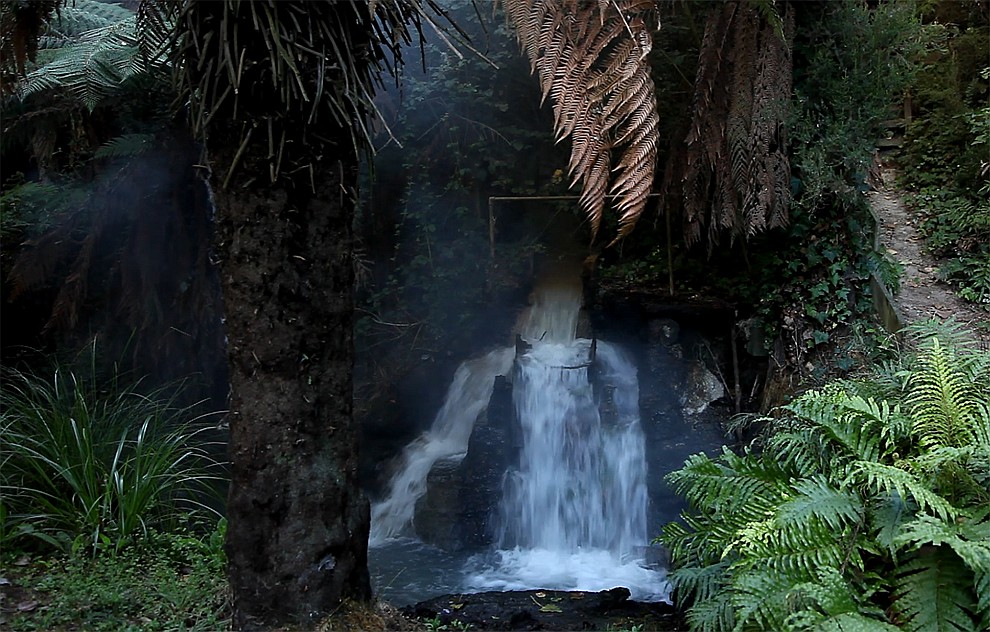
[661,323,990,631]
[900,1,989,306]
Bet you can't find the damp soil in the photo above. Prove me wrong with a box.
[869,160,990,344]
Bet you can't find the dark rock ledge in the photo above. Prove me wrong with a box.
[403,587,683,631]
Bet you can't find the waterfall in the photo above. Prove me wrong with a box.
[497,338,648,555]
[369,347,513,544]
[370,270,668,601]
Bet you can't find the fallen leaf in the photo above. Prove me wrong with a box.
[17,600,39,613]
[13,556,30,567]
[451,603,464,610]
[535,592,546,598]
[539,604,562,613]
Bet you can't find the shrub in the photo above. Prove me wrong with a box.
[661,322,990,631]
[0,350,225,556]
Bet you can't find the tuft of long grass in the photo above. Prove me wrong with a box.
[0,355,226,555]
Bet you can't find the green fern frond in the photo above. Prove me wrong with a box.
[851,460,958,521]
[667,449,790,523]
[976,569,989,629]
[730,567,802,631]
[895,514,990,576]
[42,0,134,44]
[730,515,850,578]
[892,547,979,632]
[776,475,864,532]
[669,561,732,607]
[685,591,735,632]
[808,613,902,632]
[786,567,894,630]
[907,338,980,449]
[780,390,894,466]
[869,491,910,554]
[93,133,154,159]
[20,13,165,111]
[903,319,981,354]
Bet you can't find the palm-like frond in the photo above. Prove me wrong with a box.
[19,7,167,111]
[501,0,658,243]
[164,0,434,186]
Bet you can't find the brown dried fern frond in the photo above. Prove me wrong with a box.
[502,0,659,244]
[681,1,794,250]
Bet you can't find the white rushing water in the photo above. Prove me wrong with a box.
[370,272,669,602]
[369,347,514,544]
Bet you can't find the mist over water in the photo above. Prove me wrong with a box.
[369,272,669,604]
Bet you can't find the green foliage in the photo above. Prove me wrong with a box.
[19,1,168,112]
[909,181,990,307]
[770,0,920,349]
[791,0,919,208]
[661,324,990,631]
[92,133,155,160]
[0,176,88,238]
[0,522,229,631]
[900,3,989,306]
[601,0,920,360]
[0,346,225,556]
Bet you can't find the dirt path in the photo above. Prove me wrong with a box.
[868,162,989,346]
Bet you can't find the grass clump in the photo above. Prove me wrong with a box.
[0,345,225,556]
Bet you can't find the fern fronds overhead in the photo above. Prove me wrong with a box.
[501,0,659,244]
[19,7,168,111]
[679,0,794,249]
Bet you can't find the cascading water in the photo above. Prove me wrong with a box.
[369,267,669,603]
[369,347,513,544]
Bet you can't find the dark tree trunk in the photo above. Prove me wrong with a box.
[170,1,418,625]
[211,153,370,627]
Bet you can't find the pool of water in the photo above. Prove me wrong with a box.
[369,538,670,608]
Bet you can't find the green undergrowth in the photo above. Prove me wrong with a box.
[900,1,989,308]
[661,321,990,631]
[0,523,229,631]
[0,342,226,557]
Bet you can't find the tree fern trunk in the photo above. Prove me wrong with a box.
[211,152,370,627]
